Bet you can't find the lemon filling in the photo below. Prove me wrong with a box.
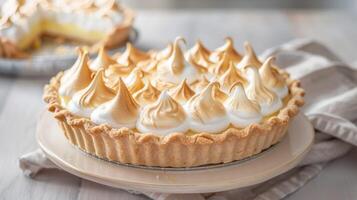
[16,20,108,50]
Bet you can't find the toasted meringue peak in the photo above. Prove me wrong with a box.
[169,79,195,103]
[237,42,262,69]
[123,68,145,93]
[259,56,288,98]
[210,52,231,75]
[226,82,261,115]
[75,69,115,108]
[245,66,282,115]
[133,81,161,105]
[104,62,134,90]
[212,82,228,101]
[91,78,139,128]
[219,62,247,91]
[210,37,242,64]
[186,82,229,133]
[89,46,116,72]
[185,40,213,69]
[155,37,201,85]
[225,82,262,127]
[117,43,151,64]
[191,75,210,91]
[137,91,188,135]
[137,59,158,73]
[59,48,92,100]
[158,37,186,75]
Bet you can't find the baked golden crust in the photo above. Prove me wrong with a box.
[43,70,304,167]
[0,38,28,59]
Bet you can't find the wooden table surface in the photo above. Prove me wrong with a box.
[1,10,357,200]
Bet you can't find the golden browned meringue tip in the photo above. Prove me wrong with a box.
[186,40,212,69]
[227,82,261,114]
[238,42,262,69]
[169,79,195,103]
[139,90,186,130]
[244,66,276,105]
[124,68,145,93]
[156,36,187,76]
[219,62,246,90]
[259,56,286,88]
[57,51,89,103]
[117,42,151,64]
[89,46,117,71]
[190,75,210,91]
[210,52,231,75]
[210,37,242,64]
[108,78,139,122]
[133,81,161,105]
[59,48,92,98]
[187,82,226,122]
[212,82,228,101]
[77,69,115,108]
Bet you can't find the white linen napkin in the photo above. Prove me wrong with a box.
[19,39,357,200]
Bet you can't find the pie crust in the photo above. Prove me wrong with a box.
[43,70,304,167]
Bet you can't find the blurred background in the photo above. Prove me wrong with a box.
[121,0,357,10]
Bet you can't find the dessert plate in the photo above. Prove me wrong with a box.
[36,111,314,193]
[0,29,138,77]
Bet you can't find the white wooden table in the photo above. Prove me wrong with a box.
[0,10,357,200]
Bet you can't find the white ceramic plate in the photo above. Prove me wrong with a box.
[37,111,314,193]
[0,29,138,77]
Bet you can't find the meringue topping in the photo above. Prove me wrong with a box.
[244,66,282,115]
[59,37,291,135]
[90,46,116,72]
[59,48,92,101]
[104,60,135,89]
[225,82,262,127]
[123,68,145,93]
[186,82,229,133]
[226,82,261,114]
[212,82,228,101]
[137,91,188,135]
[169,79,195,104]
[74,69,115,108]
[210,37,242,64]
[133,81,161,105]
[219,62,246,91]
[91,78,139,128]
[155,37,201,85]
[191,75,210,91]
[186,40,213,69]
[209,52,231,75]
[157,37,186,75]
[117,43,151,64]
[259,56,288,98]
[237,42,262,69]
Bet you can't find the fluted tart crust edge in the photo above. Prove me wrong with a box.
[43,72,304,167]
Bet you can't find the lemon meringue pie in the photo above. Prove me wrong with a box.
[44,37,305,167]
[0,0,134,58]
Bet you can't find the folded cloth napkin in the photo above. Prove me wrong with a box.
[19,39,357,200]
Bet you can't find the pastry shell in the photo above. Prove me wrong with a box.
[43,71,304,167]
